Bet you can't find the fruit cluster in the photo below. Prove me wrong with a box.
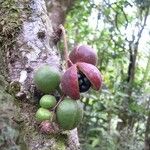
[35,95,56,122]
[61,45,102,99]
[34,44,102,131]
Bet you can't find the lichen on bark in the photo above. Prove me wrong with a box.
[0,0,22,79]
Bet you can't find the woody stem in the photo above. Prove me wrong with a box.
[59,24,69,68]
[53,94,65,111]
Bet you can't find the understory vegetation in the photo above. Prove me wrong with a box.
[64,0,150,149]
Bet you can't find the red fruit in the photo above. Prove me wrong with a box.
[61,62,102,100]
[61,65,79,99]
[77,62,102,90]
[69,45,97,66]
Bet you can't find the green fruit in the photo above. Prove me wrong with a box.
[35,108,52,122]
[40,95,57,109]
[34,64,60,94]
[56,99,83,130]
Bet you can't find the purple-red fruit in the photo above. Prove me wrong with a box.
[61,62,102,100]
[69,45,97,66]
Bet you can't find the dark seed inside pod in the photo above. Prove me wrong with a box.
[77,72,91,93]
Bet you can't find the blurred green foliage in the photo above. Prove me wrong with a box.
[65,0,150,149]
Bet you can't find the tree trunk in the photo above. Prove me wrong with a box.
[144,110,150,150]
[0,0,80,150]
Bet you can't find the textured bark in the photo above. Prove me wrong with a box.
[144,111,150,150]
[0,0,80,150]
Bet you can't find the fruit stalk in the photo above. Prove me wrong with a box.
[59,24,69,68]
[53,94,65,111]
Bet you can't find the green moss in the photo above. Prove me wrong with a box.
[0,0,22,78]
[54,140,66,150]
[0,76,21,149]
[52,134,67,150]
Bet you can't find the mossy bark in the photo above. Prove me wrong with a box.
[0,0,80,150]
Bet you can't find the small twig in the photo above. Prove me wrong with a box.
[50,94,65,122]
[59,24,69,68]
[53,94,65,111]
[50,111,55,122]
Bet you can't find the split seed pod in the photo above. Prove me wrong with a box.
[61,62,102,100]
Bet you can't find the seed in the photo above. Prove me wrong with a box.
[80,84,90,93]
[79,79,83,86]
[77,72,91,93]
[77,73,82,79]
[83,77,91,86]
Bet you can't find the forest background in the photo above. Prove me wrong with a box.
[65,0,150,149]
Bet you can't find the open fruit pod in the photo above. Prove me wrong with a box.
[61,62,102,100]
